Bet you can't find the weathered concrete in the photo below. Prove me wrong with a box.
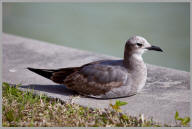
[2,33,190,126]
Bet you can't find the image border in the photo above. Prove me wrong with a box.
[0,0,191,128]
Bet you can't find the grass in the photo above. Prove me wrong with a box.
[2,82,190,127]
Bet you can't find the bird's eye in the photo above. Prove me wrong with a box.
[136,43,143,47]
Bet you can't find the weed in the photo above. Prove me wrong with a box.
[175,111,190,126]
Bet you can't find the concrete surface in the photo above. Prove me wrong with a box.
[2,33,190,126]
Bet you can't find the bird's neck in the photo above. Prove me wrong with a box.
[123,52,145,71]
[123,52,147,92]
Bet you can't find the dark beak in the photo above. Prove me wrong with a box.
[146,45,163,52]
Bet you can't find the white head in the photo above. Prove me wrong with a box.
[125,36,163,55]
[124,36,163,61]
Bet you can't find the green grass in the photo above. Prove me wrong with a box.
[2,82,190,127]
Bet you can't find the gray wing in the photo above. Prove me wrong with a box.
[63,63,131,96]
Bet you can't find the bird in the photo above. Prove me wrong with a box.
[27,36,163,99]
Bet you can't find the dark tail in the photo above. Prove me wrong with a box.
[27,67,81,83]
[27,67,54,79]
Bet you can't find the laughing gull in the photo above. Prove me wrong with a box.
[28,36,163,99]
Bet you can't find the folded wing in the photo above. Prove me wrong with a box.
[59,63,130,96]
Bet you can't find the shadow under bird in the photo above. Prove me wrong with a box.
[28,36,163,99]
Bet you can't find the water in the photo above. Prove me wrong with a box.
[3,3,190,71]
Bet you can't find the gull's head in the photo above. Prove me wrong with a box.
[125,36,163,56]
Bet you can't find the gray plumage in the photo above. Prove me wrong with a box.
[28,36,163,99]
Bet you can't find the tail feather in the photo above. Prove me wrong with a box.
[27,67,81,83]
[27,67,53,79]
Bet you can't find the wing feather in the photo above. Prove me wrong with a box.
[63,63,129,95]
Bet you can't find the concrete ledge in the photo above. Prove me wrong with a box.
[2,33,190,126]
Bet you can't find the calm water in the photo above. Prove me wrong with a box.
[3,3,190,71]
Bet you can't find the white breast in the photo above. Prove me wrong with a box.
[136,64,147,92]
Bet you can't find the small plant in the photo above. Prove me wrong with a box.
[175,111,190,126]
[109,100,128,112]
